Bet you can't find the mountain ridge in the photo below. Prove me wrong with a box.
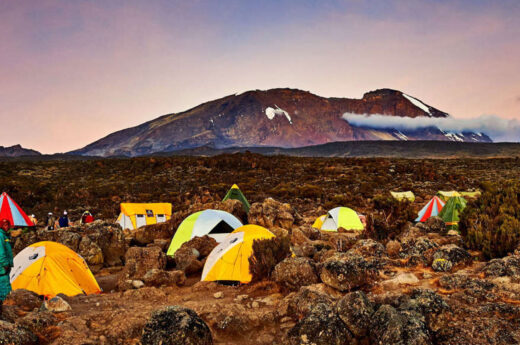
[0,145,41,157]
[70,88,491,157]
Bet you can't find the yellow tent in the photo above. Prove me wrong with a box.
[460,191,481,199]
[10,241,101,298]
[312,215,327,229]
[320,207,364,232]
[437,191,461,201]
[390,191,415,202]
[116,203,172,230]
[201,225,274,284]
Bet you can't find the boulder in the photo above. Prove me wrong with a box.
[432,258,453,272]
[433,244,472,266]
[134,220,175,246]
[386,240,401,258]
[319,253,377,291]
[42,296,71,312]
[351,239,386,257]
[281,284,338,318]
[174,236,217,274]
[0,320,38,345]
[119,246,167,288]
[424,217,446,234]
[78,236,104,272]
[482,254,520,278]
[272,257,319,291]
[143,269,186,287]
[4,289,42,312]
[382,272,420,288]
[248,198,301,230]
[336,291,375,338]
[287,303,353,345]
[141,306,213,345]
[17,310,58,335]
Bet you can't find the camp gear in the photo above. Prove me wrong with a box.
[437,191,461,202]
[167,210,242,256]
[0,228,13,301]
[416,196,445,222]
[312,214,327,229]
[0,192,34,227]
[320,207,364,231]
[10,241,101,298]
[201,225,274,284]
[391,191,415,202]
[116,203,172,230]
[222,184,251,213]
[439,196,467,230]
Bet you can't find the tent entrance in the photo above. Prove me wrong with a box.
[209,220,235,235]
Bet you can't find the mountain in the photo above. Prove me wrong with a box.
[0,145,41,157]
[71,88,491,157]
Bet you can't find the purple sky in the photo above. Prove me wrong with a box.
[1,0,519,153]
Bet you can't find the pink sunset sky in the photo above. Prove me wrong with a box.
[1,0,519,153]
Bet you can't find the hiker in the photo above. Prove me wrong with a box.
[58,211,70,228]
[46,212,57,230]
[29,214,37,226]
[0,219,14,304]
[81,211,94,224]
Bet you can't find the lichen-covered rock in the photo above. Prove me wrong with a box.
[438,274,495,299]
[320,253,377,291]
[281,284,338,318]
[432,258,453,272]
[433,244,472,266]
[0,320,38,345]
[386,240,402,258]
[119,246,167,289]
[351,239,386,257]
[133,220,175,245]
[174,236,218,274]
[78,236,104,271]
[42,296,71,312]
[4,289,42,312]
[141,306,213,345]
[287,303,353,345]
[272,257,319,291]
[482,254,520,278]
[336,291,374,338]
[424,216,446,234]
[248,198,301,230]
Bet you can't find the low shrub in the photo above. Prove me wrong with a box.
[248,236,291,283]
[460,180,520,259]
[365,194,415,241]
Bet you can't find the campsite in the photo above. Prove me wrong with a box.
[0,154,519,344]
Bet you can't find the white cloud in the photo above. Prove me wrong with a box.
[343,113,520,143]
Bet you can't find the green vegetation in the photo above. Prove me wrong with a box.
[460,180,520,259]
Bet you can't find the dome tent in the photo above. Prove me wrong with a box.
[167,210,243,256]
[439,196,467,231]
[320,207,364,231]
[10,241,101,298]
[416,196,445,222]
[312,214,327,229]
[0,192,34,227]
[201,225,274,284]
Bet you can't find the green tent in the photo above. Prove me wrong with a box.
[222,184,250,213]
[439,196,467,230]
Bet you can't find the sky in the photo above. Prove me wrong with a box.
[1,0,519,153]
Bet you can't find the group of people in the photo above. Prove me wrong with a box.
[44,211,94,230]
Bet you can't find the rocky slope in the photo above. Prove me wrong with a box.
[70,88,491,157]
[0,145,41,157]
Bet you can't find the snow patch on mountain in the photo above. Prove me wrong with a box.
[265,105,293,124]
[402,93,432,116]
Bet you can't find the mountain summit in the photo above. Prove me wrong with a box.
[71,88,491,157]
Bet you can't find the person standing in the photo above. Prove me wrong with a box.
[46,212,56,230]
[0,219,14,303]
[58,211,70,228]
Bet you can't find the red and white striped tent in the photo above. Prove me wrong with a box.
[415,196,445,222]
[0,192,34,227]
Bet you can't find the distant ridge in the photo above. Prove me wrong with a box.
[0,145,41,157]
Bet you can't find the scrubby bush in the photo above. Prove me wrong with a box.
[365,194,415,241]
[248,236,291,282]
[460,180,520,259]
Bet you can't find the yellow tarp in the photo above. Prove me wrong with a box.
[436,191,461,201]
[391,191,415,202]
[11,241,101,298]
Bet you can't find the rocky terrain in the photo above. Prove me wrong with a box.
[0,145,41,157]
[70,88,491,157]
[1,154,520,344]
